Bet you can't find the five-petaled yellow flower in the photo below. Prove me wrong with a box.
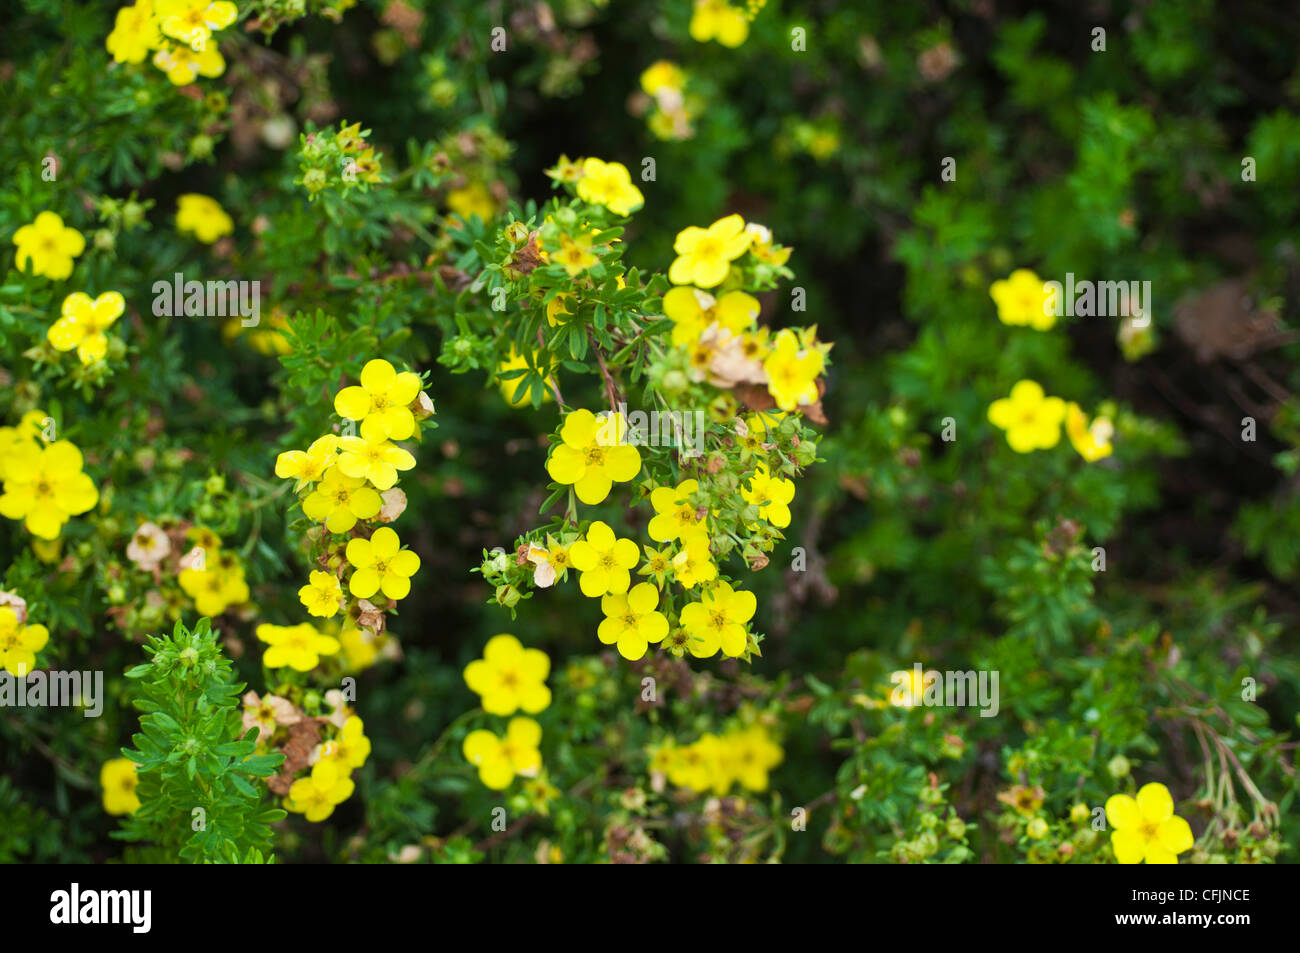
[679,579,756,658]
[669,213,752,288]
[741,464,795,528]
[12,211,85,280]
[463,634,552,715]
[0,606,49,676]
[569,520,640,597]
[334,359,423,440]
[302,468,383,533]
[256,622,340,671]
[463,717,542,790]
[106,0,161,64]
[274,434,339,487]
[101,759,141,816]
[545,409,641,505]
[345,526,421,601]
[299,570,343,618]
[157,0,237,49]
[576,158,644,216]
[663,286,759,346]
[175,193,233,243]
[285,757,354,822]
[1105,782,1194,864]
[0,439,99,539]
[48,291,125,364]
[648,479,707,543]
[337,416,416,491]
[598,582,669,660]
[763,328,824,412]
[987,380,1066,453]
[990,269,1055,330]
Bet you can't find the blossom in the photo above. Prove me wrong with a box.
[576,158,644,216]
[446,182,496,221]
[0,439,99,539]
[463,717,542,790]
[662,286,759,346]
[241,691,301,741]
[729,727,784,791]
[544,409,642,505]
[670,530,716,589]
[47,291,125,364]
[330,715,372,770]
[175,194,233,243]
[741,464,795,528]
[106,0,162,64]
[990,269,1054,330]
[0,607,48,676]
[302,469,382,533]
[987,380,1066,453]
[12,211,85,280]
[679,579,756,657]
[156,0,237,49]
[637,545,673,587]
[763,328,824,411]
[463,634,552,715]
[568,520,640,597]
[554,232,598,276]
[299,570,344,618]
[648,479,707,542]
[126,521,171,570]
[256,622,340,671]
[1105,782,1195,864]
[153,42,226,85]
[334,359,423,440]
[668,214,751,288]
[286,757,354,822]
[178,562,249,616]
[1066,403,1114,462]
[640,61,685,96]
[274,434,340,487]
[597,582,669,660]
[345,526,421,601]
[337,416,416,491]
[745,222,792,266]
[689,0,749,48]
[101,759,141,816]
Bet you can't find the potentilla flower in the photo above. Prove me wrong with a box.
[1066,402,1115,462]
[544,409,642,505]
[670,530,716,589]
[554,232,598,276]
[640,61,686,96]
[762,327,824,411]
[256,622,340,671]
[668,214,752,288]
[241,690,301,741]
[285,757,354,822]
[126,521,171,570]
[106,0,162,64]
[0,439,99,539]
[597,582,669,660]
[545,154,584,184]
[730,727,783,791]
[0,589,28,624]
[689,0,749,47]
[12,211,85,280]
[175,193,233,243]
[987,380,1067,453]
[275,434,340,487]
[156,0,237,49]
[101,759,141,816]
[330,715,372,770]
[741,463,795,528]
[678,579,756,657]
[525,543,556,588]
[1105,782,1195,864]
[990,269,1055,330]
[153,41,226,85]
[178,563,249,616]
[745,222,792,266]
[299,570,343,618]
[576,158,644,216]
[47,291,125,364]
[662,286,759,346]
[637,545,673,587]
[568,520,640,597]
[345,526,421,601]
[648,479,707,542]
[462,717,542,790]
[0,607,49,676]
[334,359,423,440]
[337,416,416,491]
[463,634,552,715]
[302,468,382,533]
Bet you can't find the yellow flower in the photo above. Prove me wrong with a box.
[679,579,756,657]
[256,622,340,671]
[334,359,423,440]
[0,440,98,539]
[545,154,584,184]
[1066,402,1114,462]
[12,211,85,280]
[302,468,383,533]
[337,416,416,490]
[668,214,751,288]
[175,193,233,243]
[285,757,354,822]
[689,0,749,47]
[648,479,707,542]
[153,41,226,84]
[463,634,552,715]
[446,182,497,222]
[576,158,644,216]
[568,520,640,597]
[544,409,641,505]
[178,563,249,616]
[741,463,795,528]
[330,715,372,770]
[463,717,542,790]
[1105,782,1194,864]
[345,526,421,601]
[730,727,783,791]
[106,0,162,64]
[671,530,716,589]
[156,0,237,49]
[763,328,823,411]
[987,380,1066,453]
[298,570,343,618]
[554,232,598,277]
[990,269,1054,330]
[745,222,791,266]
[597,582,669,660]
[640,60,685,96]
[662,286,759,346]
[101,759,141,816]
[0,606,49,676]
[338,624,383,671]
[274,434,340,487]
[47,291,125,364]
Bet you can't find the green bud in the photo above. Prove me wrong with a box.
[1107,754,1131,779]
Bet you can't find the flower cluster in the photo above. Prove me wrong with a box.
[105,0,238,86]
[637,61,700,141]
[649,723,782,795]
[987,380,1114,461]
[461,634,552,789]
[689,0,754,48]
